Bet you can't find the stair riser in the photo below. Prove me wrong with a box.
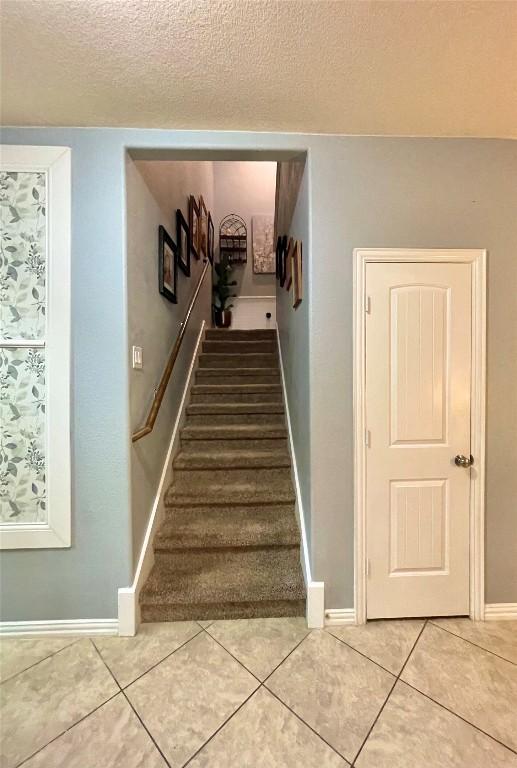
[195,372,280,385]
[202,341,277,354]
[198,354,278,369]
[186,413,284,426]
[141,599,305,623]
[171,466,292,488]
[173,454,290,470]
[190,392,282,404]
[205,329,276,341]
[187,403,284,415]
[154,544,300,570]
[180,438,288,452]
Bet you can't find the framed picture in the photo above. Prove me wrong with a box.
[285,237,294,290]
[176,208,190,277]
[252,214,275,274]
[188,195,200,260]
[276,236,282,280]
[158,225,178,303]
[207,212,214,264]
[199,195,208,258]
[279,235,288,287]
[292,240,303,308]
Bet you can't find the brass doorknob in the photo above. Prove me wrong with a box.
[455,454,474,468]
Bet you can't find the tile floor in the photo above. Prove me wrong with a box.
[1,617,516,767]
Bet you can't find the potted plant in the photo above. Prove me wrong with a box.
[212,253,237,328]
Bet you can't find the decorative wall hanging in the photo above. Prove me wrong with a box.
[188,195,200,260]
[292,240,303,308]
[207,213,215,264]
[279,235,288,287]
[284,237,294,290]
[219,214,247,265]
[176,209,190,277]
[199,196,208,258]
[158,225,178,303]
[252,214,275,274]
[275,236,282,281]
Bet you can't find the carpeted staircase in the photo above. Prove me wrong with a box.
[139,328,306,622]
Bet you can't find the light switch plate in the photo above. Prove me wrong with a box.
[132,346,143,370]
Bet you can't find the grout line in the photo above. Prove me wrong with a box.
[325,627,399,677]
[105,628,205,690]
[429,620,517,667]
[397,678,517,757]
[90,639,173,767]
[261,628,312,683]
[351,620,429,766]
[120,689,173,768]
[0,637,81,686]
[264,684,350,763]
[181,686,260,767]
[200,626,263,684]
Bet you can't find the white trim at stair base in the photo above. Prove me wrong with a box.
[276,326,325,630]
[484,603,517,621]
[324,609,357,627]
[0,619,118,637]
[118,321,206,637]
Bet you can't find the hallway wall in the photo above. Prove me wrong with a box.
[1,127,515,622]
[126,158,214,568]
[213,161,277,297]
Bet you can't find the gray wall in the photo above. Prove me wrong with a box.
[276,160,312,553]
[1,128,515,621]
[308,137,517,606]
[213,161,276,297]
[126,158,214,567]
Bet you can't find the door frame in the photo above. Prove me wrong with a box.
[353,248,487,624]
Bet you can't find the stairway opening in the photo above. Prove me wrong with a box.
[126,149,308,627]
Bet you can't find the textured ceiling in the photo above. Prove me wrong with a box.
[1,0,516,137]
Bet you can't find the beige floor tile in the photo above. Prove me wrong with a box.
[0,639,118,768]
[206,617,309,680]
[432,618,517,665]
[197,620,213,628]
[94,621,200,687]
[189,686,349,767]
[0,636,77,683]
[327,619,424,674]
[125,631,259,768]
[356,681,517,768]
[401,623,517,751]
[266,630,394,763]
[22,693,167,768]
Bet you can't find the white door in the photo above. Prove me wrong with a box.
[365,261,472,618]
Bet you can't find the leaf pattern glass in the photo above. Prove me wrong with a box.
[0,347,46,523]
[0,171,47,339]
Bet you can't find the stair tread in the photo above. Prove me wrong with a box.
[140,549,305,606]
[155,504,299,549]
[187,402,284,414]
[181,424,287,439]
[174,450,290,469]
[192,384,282,392]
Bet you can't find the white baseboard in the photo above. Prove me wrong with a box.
[118,320,206,636]
[276,325,324,630]
[324,608,357,627]
[484,603,517,621]
[231,295,276,330]
[0,619,118,637]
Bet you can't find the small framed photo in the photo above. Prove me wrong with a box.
[279,235,288,287]
[207,212,214,264]
[189,195,200,260]
[292,240,303,308]
[176,208,190,277]
[158,225,178,303]
[199,195,208,258]
[285,237,294,291]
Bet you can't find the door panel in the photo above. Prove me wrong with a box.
[366,262,471,618]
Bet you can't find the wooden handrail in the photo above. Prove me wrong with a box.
[132,259,211,443]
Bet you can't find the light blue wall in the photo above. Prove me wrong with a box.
[276,162,311,553]
[1,128,515,619]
